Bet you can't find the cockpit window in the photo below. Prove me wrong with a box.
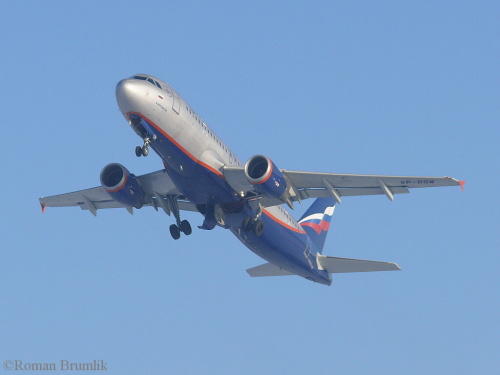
[132,75,162,89]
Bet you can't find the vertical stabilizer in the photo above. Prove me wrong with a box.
[298,198,336,253]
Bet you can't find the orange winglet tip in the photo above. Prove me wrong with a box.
[459,181,466,192]
[41,203,46,213]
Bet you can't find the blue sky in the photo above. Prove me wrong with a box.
[1,1,498,374]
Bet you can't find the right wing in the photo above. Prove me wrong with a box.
[39,169,197,216]
[283,171,462,203]
[224,165,463,206]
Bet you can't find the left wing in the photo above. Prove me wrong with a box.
[39,169,197,216]
[224,166,464,206]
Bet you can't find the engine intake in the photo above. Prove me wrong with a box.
[100,163,144,208]
[244,155,289,200]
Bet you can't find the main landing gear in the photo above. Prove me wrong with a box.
[241,199,264,236]
[169,220,192,240]
[135,137,151,157]
[242,217,264,236]
[167,195,192,240]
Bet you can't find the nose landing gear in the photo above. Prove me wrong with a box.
[135,145,149,157]
[135,137,151,157]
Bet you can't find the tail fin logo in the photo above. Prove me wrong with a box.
[298,206,335,235]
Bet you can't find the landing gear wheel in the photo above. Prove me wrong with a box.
[242,217,252,232]
[252,220,264,236]
[135,146,142,157]
[169,224,181,240]
[142,146,149,156]
[180,220,192,236]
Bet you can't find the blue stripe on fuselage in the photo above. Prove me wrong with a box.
[132,113,332,285]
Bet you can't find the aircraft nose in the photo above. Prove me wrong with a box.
[116,79,136,105]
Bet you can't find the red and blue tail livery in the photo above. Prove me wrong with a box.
[298,198,336,253]
[39,74,464,286]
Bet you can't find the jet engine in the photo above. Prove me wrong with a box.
[244,155,292,203]
[100,163,145,209]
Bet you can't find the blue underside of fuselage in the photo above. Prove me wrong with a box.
[131,113,332,286]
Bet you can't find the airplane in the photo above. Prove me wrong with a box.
[39,74,465,286]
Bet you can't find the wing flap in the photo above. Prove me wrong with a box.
[317,254,401,273]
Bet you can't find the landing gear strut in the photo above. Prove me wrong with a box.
[166,195,192,240]
[241,199,264,236]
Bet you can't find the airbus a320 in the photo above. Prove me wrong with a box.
[40,74,464,286]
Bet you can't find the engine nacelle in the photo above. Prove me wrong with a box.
[244,155,289,200]
[100,163,145,209]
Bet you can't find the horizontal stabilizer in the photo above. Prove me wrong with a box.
[317,254,401,273]
[246,263,293,277]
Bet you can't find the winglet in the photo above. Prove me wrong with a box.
[459,181,466,192]
[40,203,46,213]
